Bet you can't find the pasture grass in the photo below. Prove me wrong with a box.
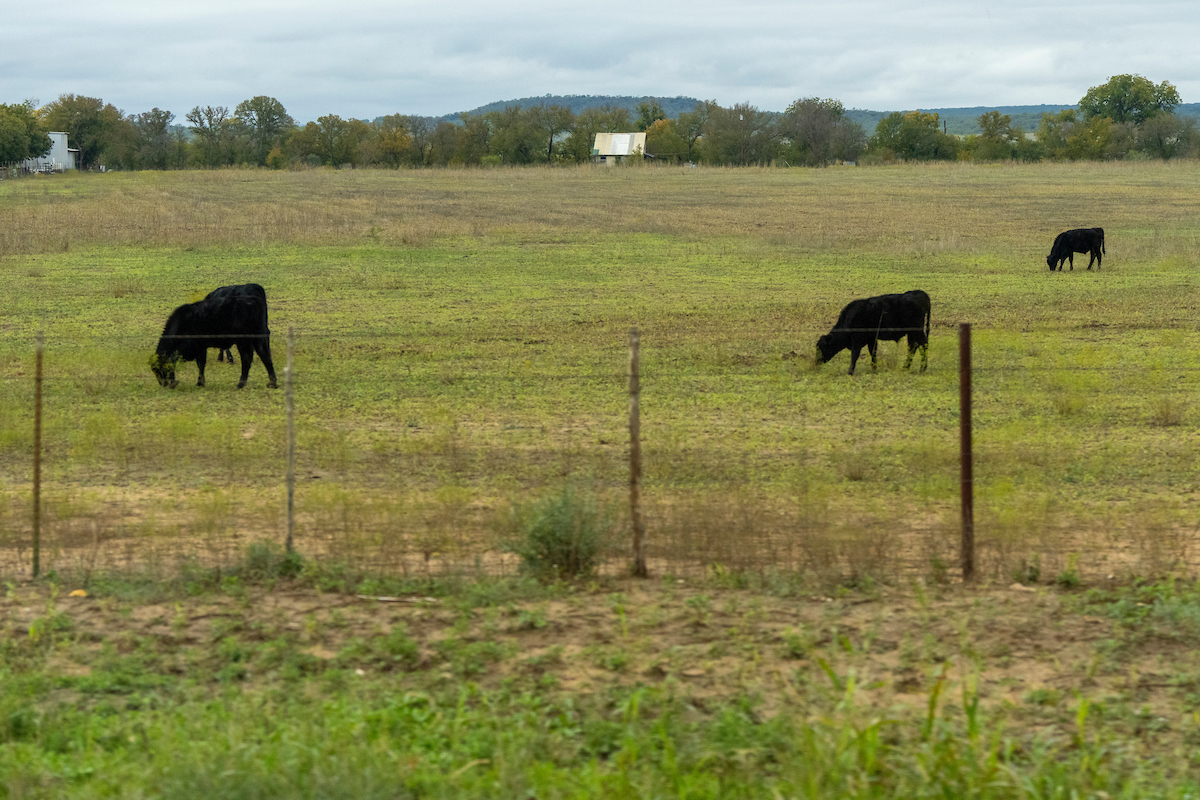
[1,162,1200,585]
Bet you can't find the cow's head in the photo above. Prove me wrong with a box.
[1046,255,1057,270]
[149,352,181,388]
[815,334,839,364]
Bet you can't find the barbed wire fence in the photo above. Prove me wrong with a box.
[1,323,1197,586]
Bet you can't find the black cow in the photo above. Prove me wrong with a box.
[1047,228,1104,271]
[150,288,278,389]
[204,284,268,363]
[816,290,931,375]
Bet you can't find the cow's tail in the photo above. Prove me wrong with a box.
[925,306,931,340]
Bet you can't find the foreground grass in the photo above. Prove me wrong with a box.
[2,163,1200,582]
[4,561,1200,797]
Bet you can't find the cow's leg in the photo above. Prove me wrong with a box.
[903,341,915,370]
[919,344,928,373]
[235,343,254,389]
[195,351,207,387]
[867,340,878,371]
[1068,253,1074,271]
[256,339,279,389]
[848,346,861,375]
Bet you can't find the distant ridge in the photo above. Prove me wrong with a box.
[432,96,1200,135]
[445,94,702,122]
[845,105,1083,136]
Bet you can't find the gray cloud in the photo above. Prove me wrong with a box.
[5,0,1198,120]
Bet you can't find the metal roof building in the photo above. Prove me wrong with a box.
[22,131,79,172]
[591,132,647,165]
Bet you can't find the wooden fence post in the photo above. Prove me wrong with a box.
[32,332,43,578]
[285,326,296,554]
[629,327,647,578]
[960,323,975,581]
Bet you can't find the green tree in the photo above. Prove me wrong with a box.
[0,101,51,165]
[369,115,414,167]
[965,110,1025,161]
[674,102,713,161]
[38,94,125,169]
[427,121,459,166]
[644,117,690,162]
[234,96,295,165]
[132,108,186,169]
[454,113,493,165]
[399,116,437,166]
[869,111,959,161]
[530,104,574,162]
[780,97,866,166]
[1066,116,1116,160]
[1079,74,1180,125]
[285,122,320,165]
[485,106,542,164]
[696,102,778,165]
[635,99,667,131]
[304,114,367,166]
[1035,109,1075,159]
[186,105,233,167]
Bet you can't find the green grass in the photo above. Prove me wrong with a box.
[2,164,1200,584]
[5,567,1200,797]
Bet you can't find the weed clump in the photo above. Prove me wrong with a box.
[504,485,613,581]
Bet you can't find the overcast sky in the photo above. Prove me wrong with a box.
[6,0,1198,122]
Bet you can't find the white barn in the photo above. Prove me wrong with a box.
[592,132,647,165]
[22,132,79,172]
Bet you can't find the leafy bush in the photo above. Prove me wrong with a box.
[504,485,613,581]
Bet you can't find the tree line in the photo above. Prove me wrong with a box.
[2,75,1196,171]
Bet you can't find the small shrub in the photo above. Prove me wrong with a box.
[1014,555,1041,585]
[1150,396,1187,427]
[504,485,613,581]
[928,556,950,586]
[238,541,305,581]
[1056,554,1081,589]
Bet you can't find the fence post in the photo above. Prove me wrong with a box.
[32,332,43,579]
[959,323,974,581]
[629,327,647,578]
[285,326,296,555]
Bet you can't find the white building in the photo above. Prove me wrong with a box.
[22,131,79,172]
[592,132,647,165]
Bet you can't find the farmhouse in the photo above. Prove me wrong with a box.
[592,132,648,165]
[22,131,79,172]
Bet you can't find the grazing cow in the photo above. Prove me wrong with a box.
[204,284,269,363]
[816,290,931,375]
[1047,228,1105,271]
[150,288,278,389]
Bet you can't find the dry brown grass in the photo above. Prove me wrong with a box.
[4,161,1200,258]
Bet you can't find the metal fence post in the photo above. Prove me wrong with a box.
[32,332,43,578]
[285,326,296,554]
[960,323,975,581]
[629,327,647,578]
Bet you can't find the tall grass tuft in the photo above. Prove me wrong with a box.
[503,484,613,581]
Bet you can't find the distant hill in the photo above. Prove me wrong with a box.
[446,95,703,122]
[845,105,1083,136]
[428,96,1200,134]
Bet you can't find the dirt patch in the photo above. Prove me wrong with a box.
[3,576,1193,745]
